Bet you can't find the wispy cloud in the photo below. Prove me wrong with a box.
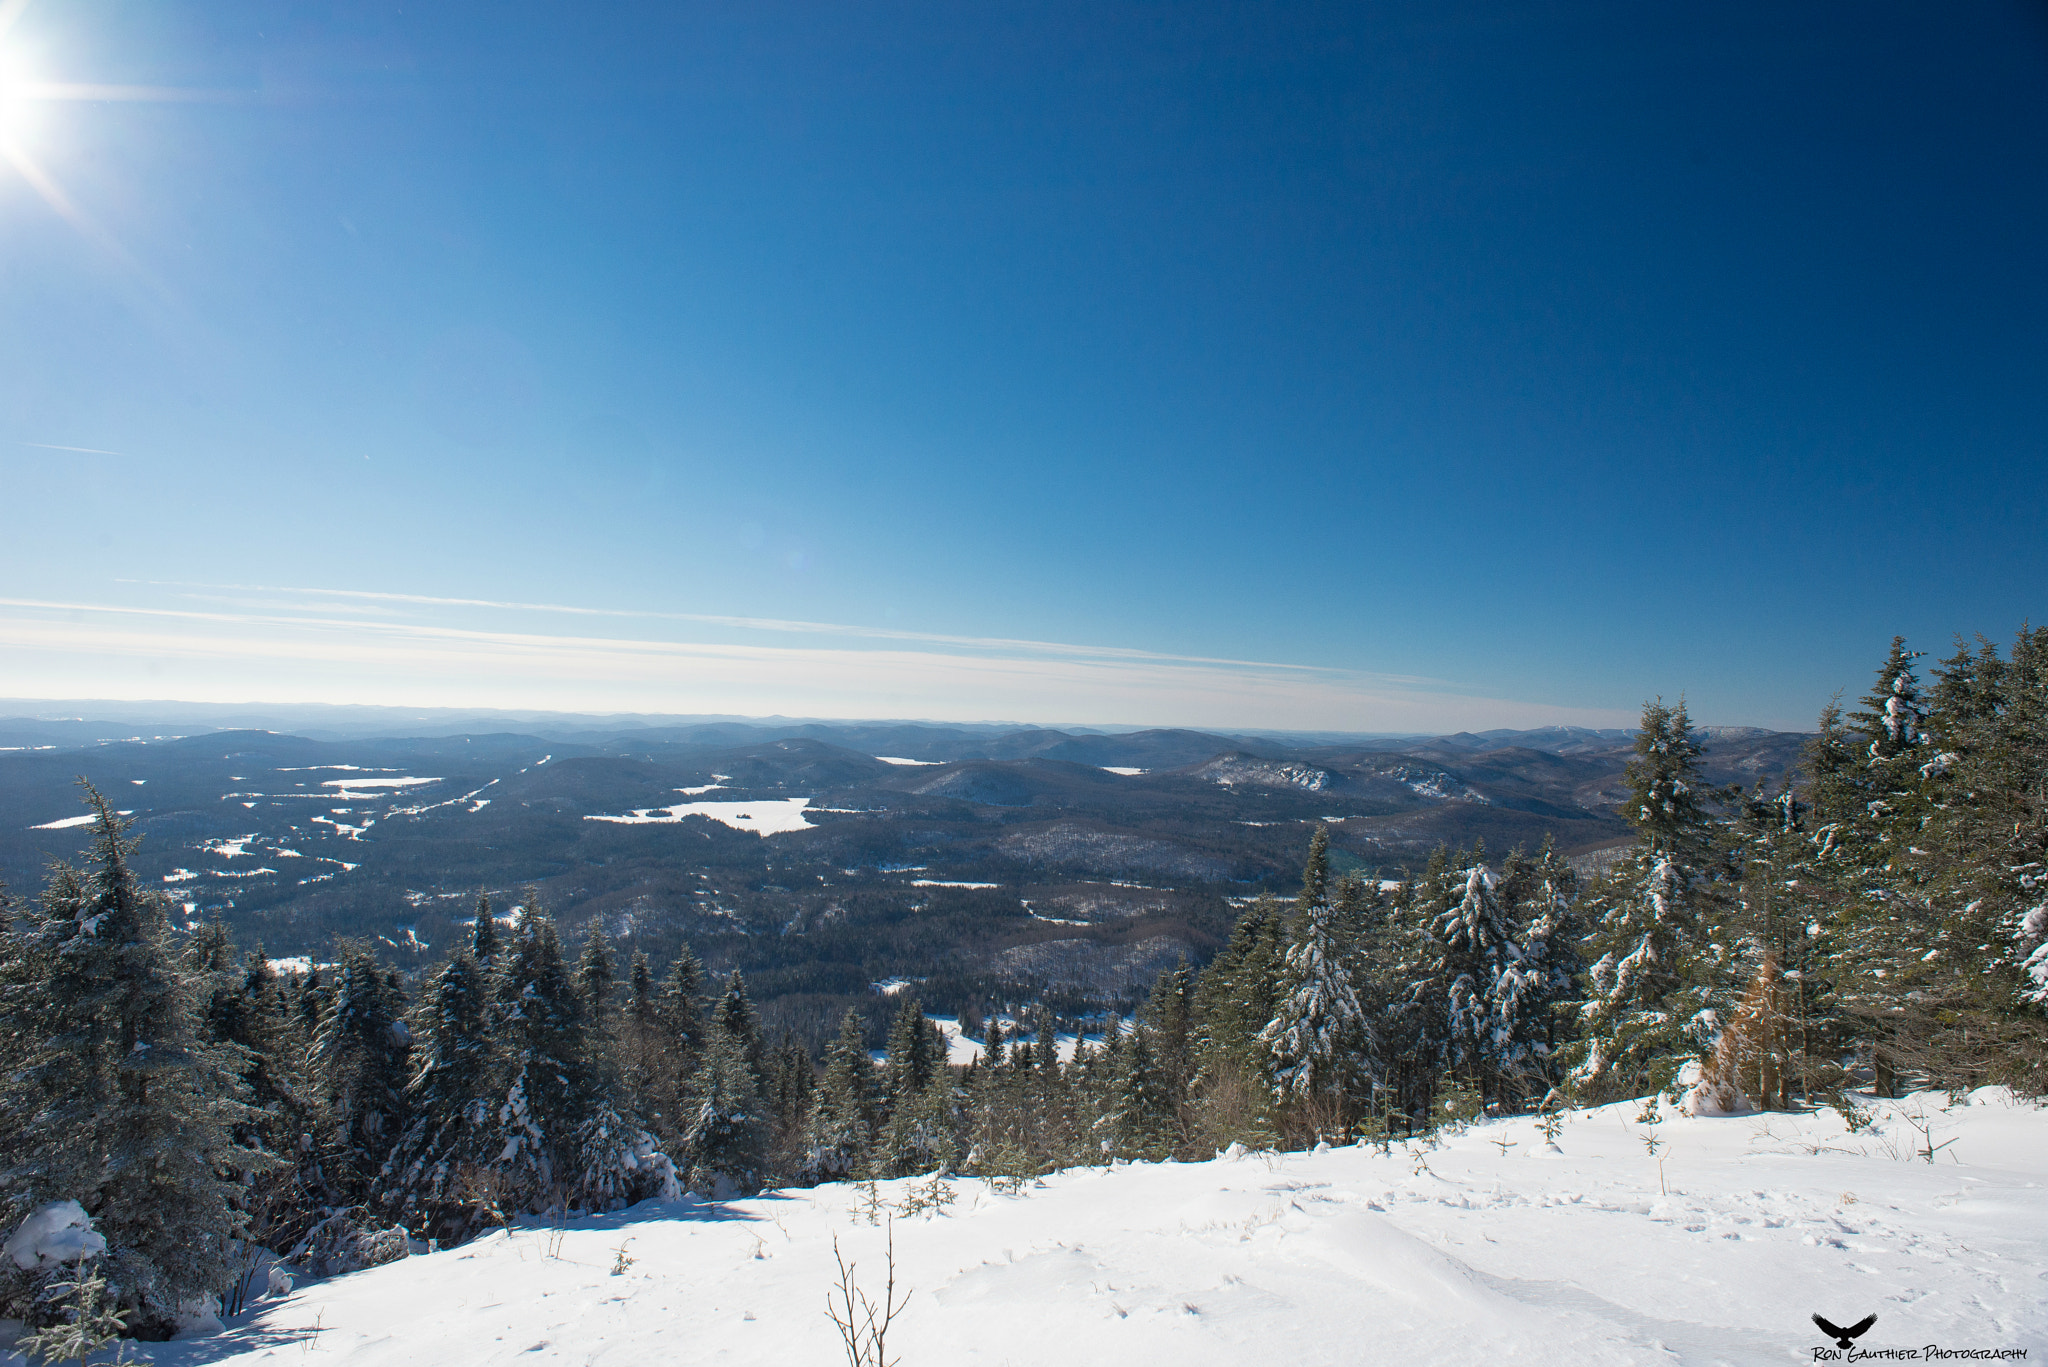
[17,441,127,456]
[0,594,1635,732]
[134,579,1437,679]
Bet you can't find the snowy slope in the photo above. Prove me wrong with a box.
[13,1090,2045,1367]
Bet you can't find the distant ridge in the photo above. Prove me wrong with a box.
[0,700,1792,752]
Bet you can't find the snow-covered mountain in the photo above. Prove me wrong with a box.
[27,1088,2038,1367]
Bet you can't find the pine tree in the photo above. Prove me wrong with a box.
[487,908,672,1214]
[659,945,709,1068]
[714,972,766,1077]
[1138,962,1195,1151]
[1430,853,1523,1108]
[806,1009,876,1181]
[0,788,275,1334]
[308,943,413,1205]
[1189,894,1286,1145]
[380,950,497,1242]
[681,1009,767,1196]
[875,999,942,1176]
[469,893,499,963]
[889,1065,962,1176]
[1800,643,1954,1093]
[1382,847,1458,1128]
[575,933,615,1017]
[488,909,587,1209]
[1496,838,1585,1102]
[1262,828,1373,1133]
[1109,1030,1177,1160]
[766,1034,815,1182]
[638,945,708,1150]
[1566,699,1729,1104]
[1873,626,2048,1091]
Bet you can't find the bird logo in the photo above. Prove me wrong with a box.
[1813,1312,1878,1350]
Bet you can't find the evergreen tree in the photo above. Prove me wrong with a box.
[0,789,274,1334]
[1801,644,1950,1093]
[1138,962,1196,1151]
[1109,1030,1177,1160]
[1296,824,1331,916]
[714,972,766,1077]
[682,1010,767,1196]
[659,946,709,1068]
[380,950,497,1242]
[469,893,499,963]
[1262,829,1373,1133]
[1566,699,1729,1103]
[1430,854,1524,1108]
[806,1009,876,1181]
[308,943,412,1205]
[886,1065,962,1176]
[1382,847,1458,1128]
[638,945,709,1150]
[1497,838,1586,1101]
[574,934,615,1017]
[489,909,592,1209]
[1189,894,1286,1145]
[875,999,942,1175]
[766,1034,815,1182]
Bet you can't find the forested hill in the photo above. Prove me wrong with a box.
[0,715,1802,1046]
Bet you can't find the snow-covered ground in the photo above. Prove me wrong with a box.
[12,1091,2046,1367]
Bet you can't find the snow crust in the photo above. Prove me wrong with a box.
[875,755,941,765]
[64,1091,2048,1367]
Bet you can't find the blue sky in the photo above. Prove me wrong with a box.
[2,0,2044,732]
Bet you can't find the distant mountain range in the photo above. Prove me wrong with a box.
[0,705,1812,1050]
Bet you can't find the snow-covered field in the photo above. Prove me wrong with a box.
[14,1091,2046,1367]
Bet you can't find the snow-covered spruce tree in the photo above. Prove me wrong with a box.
[1941,631,2048,1008]
[1109,1029,1178,1160]
[1890,626,2048,1091]
[1565,698,1731,1106]
[888,1064,963,1176]
[1261,827,1373,1137]
[489,907,671,1215]
[806,1009,876,1181]
[681,993,768,1196]
[1381,847,1458,1129]
[874,996,940,1158]
[1702,780,1843,1111]
[187,930,322,1263]
[1800,642,1949,1094]
[1429,851,1527,1110]
[378,949,499,1243]
[0,788,274,1336]
[188,925,299,1153]
[1137,962,1196,1153]
[1493,838,1585,1102]
[307,943,413,1207]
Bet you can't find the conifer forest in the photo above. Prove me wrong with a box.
[3,628,2045,1338]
